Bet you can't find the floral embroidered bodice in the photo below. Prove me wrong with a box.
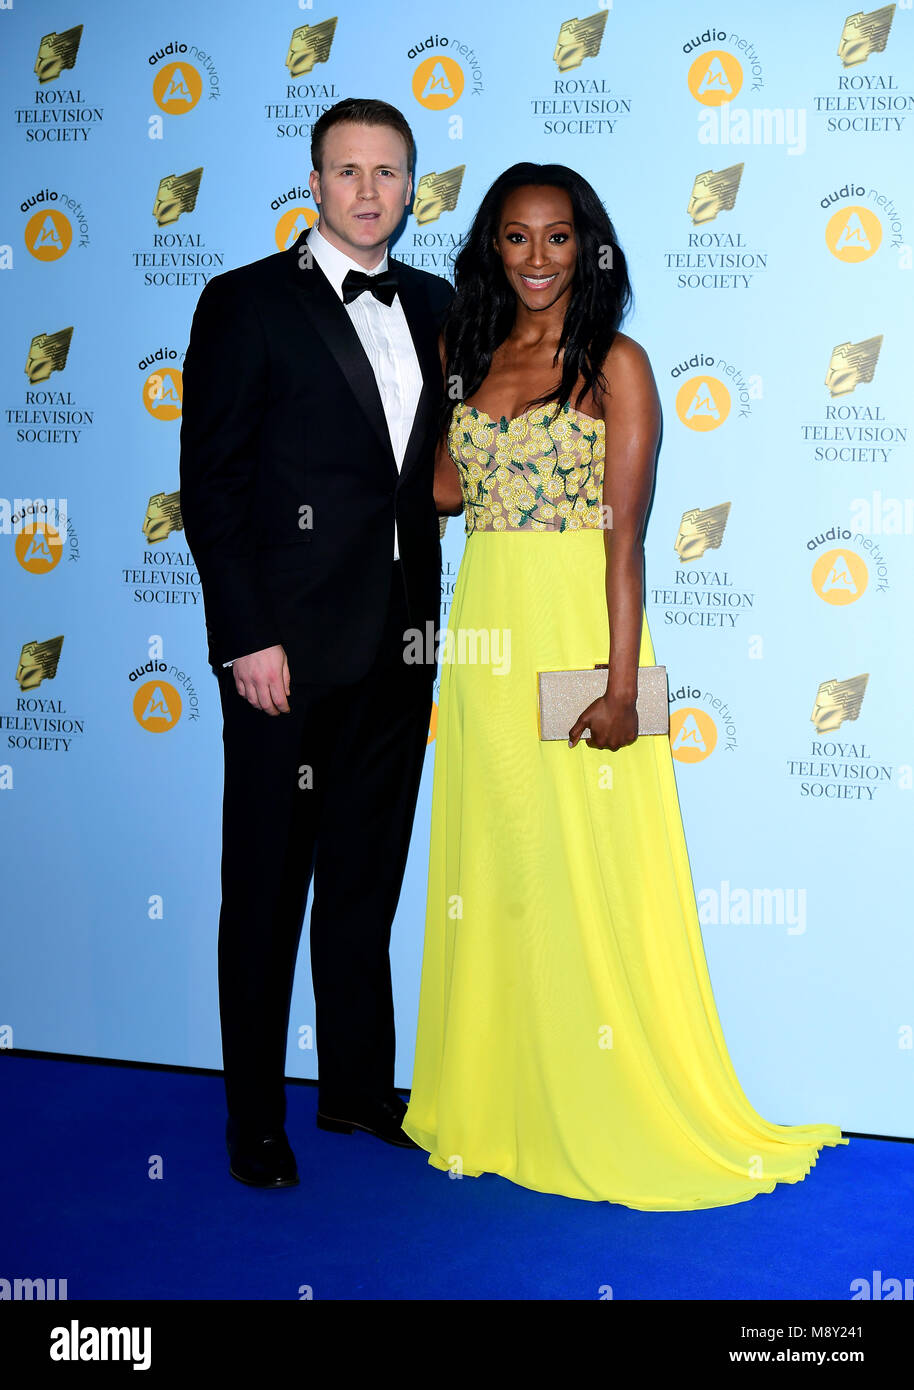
[447,401,605,534]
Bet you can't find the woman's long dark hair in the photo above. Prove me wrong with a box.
[438,162,632,434]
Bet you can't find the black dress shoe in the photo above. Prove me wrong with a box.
[225,1118,299,1187]
[315,1092,420,1149]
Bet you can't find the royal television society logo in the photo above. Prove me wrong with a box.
[668,684,738,762]
[149,36,222,114]
[787,673,892,801]
[13,24,104,144]
[121,493,200,608]
[139,346,184,421]
[129,649,200,731]
[815,6,911,135]
[665,165,768,291]
[528,12,630,137]
[264,20,340,139]
[651,503,755,630]
[7,328,94,446]
[821,180,905,263]
[397,167,466,272]
[132,169,225,287]
[1,636,84,754]
[21,187,90,258]
[801,334,908,465]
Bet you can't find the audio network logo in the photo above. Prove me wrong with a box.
[670,348,760,431]
[807,518,890,605]
[14,25,104,144]
[407,30,485,112]
[272,185,318,252]
[148,35,223,113]
[821,180,905,263]
[668,684,739,762]
[13,501,80,573]
[686,26,806,154]
[21,186,90,257]
[140,345,183,421]
[129,648,201,731]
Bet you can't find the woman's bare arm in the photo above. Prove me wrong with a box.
[569,334,660,750]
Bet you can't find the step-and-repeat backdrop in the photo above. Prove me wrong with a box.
[2,1,911,1136]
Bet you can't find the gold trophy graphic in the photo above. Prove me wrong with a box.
[286,19,338,76]
[413,166,466,226]
[152,168,203,227]
[687,164,744,225]
[838,6,895,67]
[25,328,74,385]
[554,12,609,72]
[675,503,731,562]
[15,636,64,691]
[143,492,184,545]
[824,336,883,397]
[34,25,83,83]
[810,674,869,733]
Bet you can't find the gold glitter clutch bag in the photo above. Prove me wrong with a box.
[537,665,669,740]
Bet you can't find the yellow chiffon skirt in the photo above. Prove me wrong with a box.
[403,526,847,1209]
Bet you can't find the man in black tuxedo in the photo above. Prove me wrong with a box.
[179,98,452,1187]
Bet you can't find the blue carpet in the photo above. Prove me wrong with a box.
[1,1054,910,1300]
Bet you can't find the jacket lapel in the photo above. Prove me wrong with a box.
[391,255,443,484]
[283,232,444,484]
[284,231,396,472]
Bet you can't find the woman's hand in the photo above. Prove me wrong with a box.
[568,692,638,751]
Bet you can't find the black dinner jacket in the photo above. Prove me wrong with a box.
[178,227,453,683]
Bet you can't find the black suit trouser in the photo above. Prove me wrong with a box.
[216,560,433,1132]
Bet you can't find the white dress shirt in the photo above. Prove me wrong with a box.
[222,222,423,666]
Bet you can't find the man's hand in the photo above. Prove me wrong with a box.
[232,645,291,714]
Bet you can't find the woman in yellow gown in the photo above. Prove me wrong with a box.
[402,164,846,1209]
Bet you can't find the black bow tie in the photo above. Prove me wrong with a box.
[341,267,399,307]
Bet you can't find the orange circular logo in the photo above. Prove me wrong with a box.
[25,208,72,260]
[15,522,63,573]
[675,375,731,431]
[275,206,319,251]
[133,680,182,732]
[811,548,868,605]
[412,54,464,109]
[687,50,743,105]
[142,367,184,420]
[826,205,882,262]
[152,62,203,114]
[670,706,717,762]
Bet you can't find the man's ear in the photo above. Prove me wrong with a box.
[308,168,321,206]
[405,172,413,208]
